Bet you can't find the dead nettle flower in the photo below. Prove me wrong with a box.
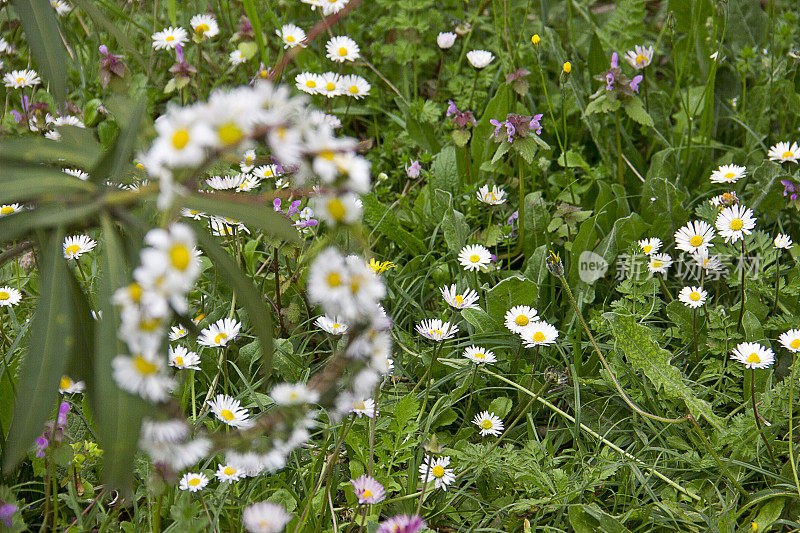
[406,159,422,178]
[166,44,197,93]
[596,53,642,98]
[782,179,799,202]
[236,15,255,40]
[489,113,543,143]
[505,68,530,96]
[446,100,476,129]
[98,44,126,88]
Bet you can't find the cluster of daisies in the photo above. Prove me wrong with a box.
[294,35,371,100]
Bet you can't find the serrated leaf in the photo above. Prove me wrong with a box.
[623,98,654,127]
[585,93,620,115]
[461,308,501,333]
[513,136,539,165]
[193,225,274,378]
[184,193,299,243]
[451,129,471,147]
[491,140,512,164]
[430,146,460,195]
[604,312,723,429]
[12,0,68,101]
[4,227,69,469]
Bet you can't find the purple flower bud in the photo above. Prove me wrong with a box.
[0,500,18,528]
[287,200,302,217]
[58,401,70,427]
[446,100,458,116]
[35,435,49,458]
[99,44,109,56]
[606,73,615,91]
[611,52,619,69]
[630,75,643,93]
[175,43,184,63]
[10,110,21,123]
[406,160,421,178]
[530,113,544,135]
[273,198,282,212]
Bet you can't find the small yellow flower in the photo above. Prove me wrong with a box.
[562,62,572,73]
[531,34,541,46]
[367,258,396,274]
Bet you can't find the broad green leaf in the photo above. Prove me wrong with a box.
[746,161,783,213]
[434,189,470,254]
[430,146,460,195]
[638,177,687,243]
[623,98,654,127]
[92,97,146,181]
[557,150,590,171]
[604,312,723,429]
[361,194,426,255]
[472,86,511,168]
[12,0,68,101]
[193,226,274,378]
[461,308,501,333]
[485,276,538,319]
[4,227,70,469]
[93,215,147,494]
[0,202,101,244]
[513,136,539,165]
[184,193,300,243]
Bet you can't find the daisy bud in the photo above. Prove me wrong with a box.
[546,250,564,276]
[531,34,541,47]
[562,61,572,74]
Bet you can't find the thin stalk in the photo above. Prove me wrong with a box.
[614,111,623,184]
[467,70,479,109]
[455,364,480,434]
[687,416,748,498]
[773,249,781,315]
[517,156,525,253]
[751,367,778,467]
[789,355,800,500]
[415,459,431,515]
[737,238,746,332]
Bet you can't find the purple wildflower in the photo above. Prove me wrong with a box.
[273,198,282,212]
[58,401,70,426]
[377,514,427,533]
[606,72,615,91]
[35,435,48,458]
[98,44,126,88]
[293,219,318,228]
[406,160,421,178]
[446,100,458,116]
[529,114,543,135]
[782,179,798,200]
[0,500,17,528]
[611,52,619,69]
[629,75,643,93]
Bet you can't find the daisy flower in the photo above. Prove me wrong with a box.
[215,464,244,483]
[779,330,800,353]
[240,149,257,172]
[3,69,41,89]
[325,36,360,62]
[313,193,362,226]
[295,72,321,94]
[674,220,715,253]
[377,515,427,533]
[169,345,201,370]
[519,321,559,347]
[207,394,254,428]
[437,32,457,49]
[647,253,672,275]
[111,353,175,402]
[178,472,209,492]
[691,248,724,274]
[775,234,793,249]
[198,318,241,347]
[624,45,653,69]
[351,397,377,418]
[50,0,71,15]
[0,203,23,217]
[152,27,188,50]
[440,284,480,310]
[458,244,492,271]
[715,204,756,243]
[467,49,494,68]
[638,238,661,255]
[0,286,21,307]
[463,345,497,364]
[150,107,215,168]
[710,164,746,184]
[315,315,349,335]
[190,14,219,38]
[504,305,539,333]
[58,376,85,394]
[276,24,306,48]
[350,475,385,504]
[64,168,89,180]
[768,141,800,163]
[139,223,202,293]
[229,50,246,66]
[419,455,455,490]
[476,184,506,205]
[242,502,291,533]
[169,325,188,341]
[473,411,504,436]
[317,71,342,98]
[730,342,775,369]
[270,382,319,406]
[339,74,370,99]
[415,319,459,341]
[253,164,281,180]
[63,235,97,259]
[678,286,707,308]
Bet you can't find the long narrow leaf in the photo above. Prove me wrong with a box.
[193,225,274,378]
[12,0,68,101]
[92,97,146,181]
[0,128,102,168]
[3,227,69,469]
[0,203,101,244]
[69,0,146,69]
[184,193,300,243]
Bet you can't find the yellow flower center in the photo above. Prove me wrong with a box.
[169,244,191,271]
[515,315,529,326]
[325,198,347,222]
[217,123,243,146]
[0,206,14,215]
[133,355,158,375]
[214,332,228,344]
[724,172,735,179]
[652,260,663,268]
[338,46,348,56]
[362,489,373,498]
[689,292,701,301]
[16,77,24,84]
[165,36,175,42]
[327,272,342,287]
[636,54,645,64]
[60,377,71,389]
[792,339,800,349]
[730,218,743,231]
[783,151,794,159]
[220,409,235,421]
[432,329,442,337]
[224,466,236,475]
[431,465,445,478]
[305,80,317,88]
[747,352,761,364]
[0,291,8,300]
[454,295,463,305]
[286,35,295,42]
[349,85,359,94]
[480,419,493,429]
[689,235,703,247]
[175,356,184,366]
[128,283,143,303]
[353,400,366,410]
[188,477,200,486]
[325,82,336,91]
[532,331,546,342]
[469,254,480,263]
[319,150,336,160]
[66,244,81,254]
[349,275,362,294]
[642,245,652,253]
[194,313,205,323]
[195,23,209,34]
[474,353,485,359]
[259,70,269,78]
[171,129,190,150]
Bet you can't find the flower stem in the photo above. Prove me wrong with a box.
[750,367,778,467]
[789,355,800,500]
[467,70,479,110]
[773,249,781,315]
[738,238,746,332]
